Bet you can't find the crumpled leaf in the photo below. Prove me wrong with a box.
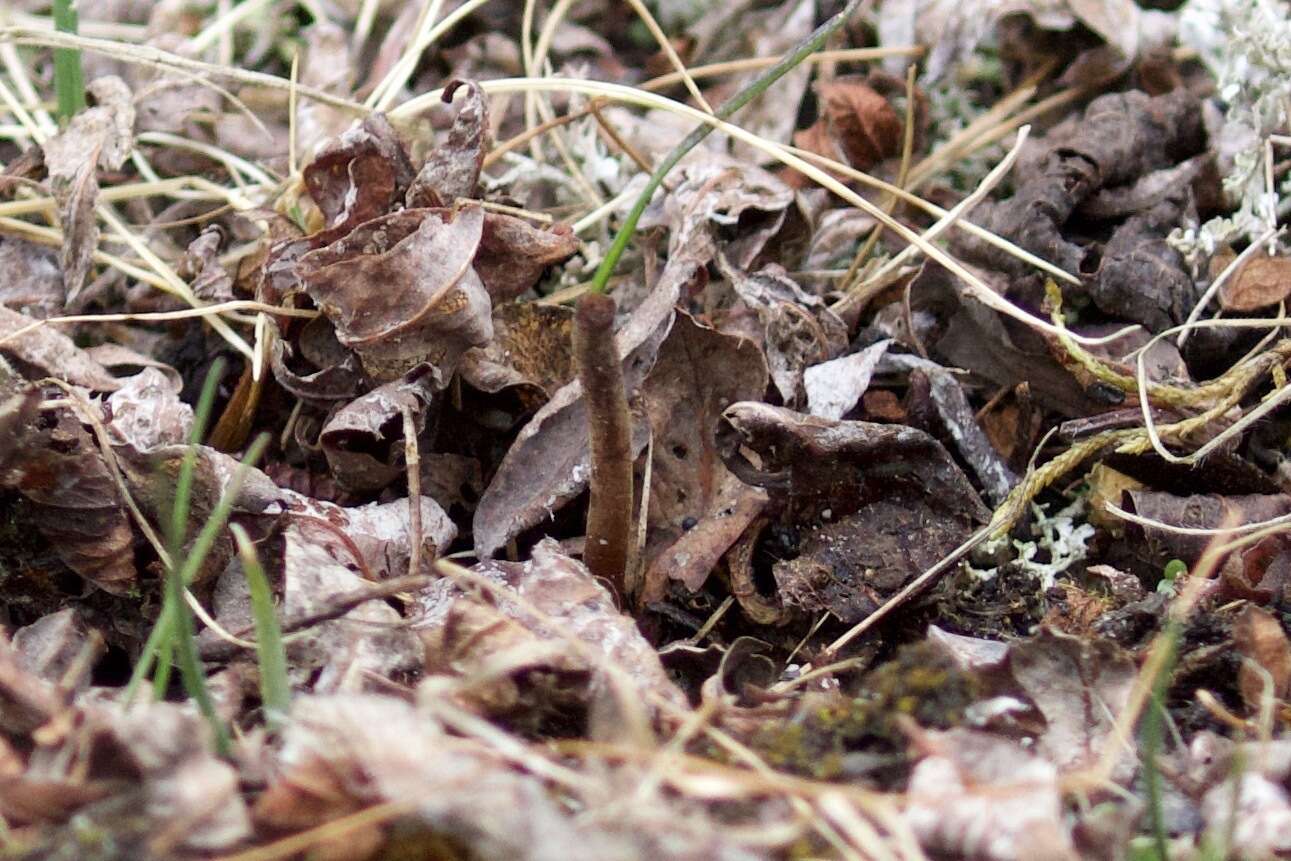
[904,728,1077,861]
[268,316,368,405]
[473,214,580,302]
[0,400,135,593]
[460,302,575,405]
[418,539,687,713]
[1219,254,1291,312]
[718,403,989,623]
[804,339,891,421]
[320,363,437,493]
[640,312,769,598]
[302,113,414,241]
[10,608,96,691]
[26,700,251,851]
[299,206,493,383]
[42,76,135,301]
[1007,627,1136,780]
[406,79,490,208]
[1125,490,1291,564]
[1234,605,1291,712]
[256,694,683,861]
[791,76,903,175]
[717,255,848,406]
[103,366,192,451]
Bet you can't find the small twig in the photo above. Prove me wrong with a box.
[401,404,423,581]
[574,293,634,597]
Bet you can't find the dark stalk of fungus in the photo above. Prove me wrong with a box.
[574,292,634,598]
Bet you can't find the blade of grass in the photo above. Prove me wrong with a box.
[231,524,290,730]
[585,0,864,295]
[126,358,228,702]
[51,0,85,124]
[1141,617,1181,861]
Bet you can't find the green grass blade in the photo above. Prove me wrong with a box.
[588,0,863,295]
[125,358,227,703]
[52,0,86,123]
[1142,620,1181,861]
[231,523,291,730]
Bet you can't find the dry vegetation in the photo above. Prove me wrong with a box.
[2,0,1291,859]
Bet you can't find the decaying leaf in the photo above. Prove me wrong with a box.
[320,363,438,493]
[1125,490,1291,564]
[1219,254,1291,312]
[0,400,135,593]
[460,302,575,405]
[103,366,192,451]
[302,113,415,240]
[473,214,580,301]
[1007,627,1136,780]
[804,339,891,421]
[418,540,687,715]
[299,206,493,383]
[406,79,490,208]
[719,403,989,623]
[1234,605,1291,712]
[792,76,903,174]
[905,728,1077,861]
[42,76,136,301]
[0,305,120,391]
[640,312,770,598]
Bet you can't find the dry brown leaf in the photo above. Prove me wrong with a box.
[406,79,490,208]
[792,76,902,173]
[473,214,580,302]
[1219,255,1291,312]
[1234,605,1291,712]
[0,305,120,391]
[299,206,493,384]
[319,363,437,493]
[0,237,64,318]
[640,312,769,598]
[302,113,414,241]
[460,301,575,405]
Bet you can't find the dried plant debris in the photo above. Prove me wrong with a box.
[5,1,1291,858]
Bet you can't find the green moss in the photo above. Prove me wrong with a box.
[743,643,980,781]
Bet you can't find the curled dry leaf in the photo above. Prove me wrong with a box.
[905,728,1077,861]
[299,206,493,383]
[302,113,415,241]
[320,363,438,493]
[640,312,770,598]
[460,302,575,405]
[103,366,192,451]
[256,694,625,861]
[718,255,848,406]
[1219,254,1291,312]
[276,520,424,692]
[406,79,490,208]
[473,214,580,302]
[0,400,135,594]
[418,539,687,713]
[791,76,903,175]
[718,403,989,623]
[1233,605,1291,712]
[804,338,891,421]
[268,317,368,405]
[1125,490,1291,564]
[42,76,136,301]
